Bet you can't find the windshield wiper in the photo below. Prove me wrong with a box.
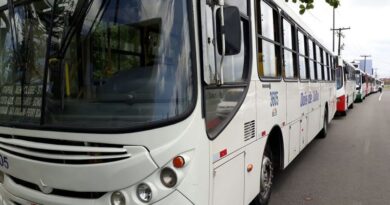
[41,0,59,124]
[20,12,35,112]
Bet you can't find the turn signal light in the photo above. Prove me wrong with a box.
[173,156,185,168]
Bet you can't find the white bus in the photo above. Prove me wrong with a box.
[0,0,336,205]
[336,60,356,115]
[373,79,381,93]
[355,69,366,102]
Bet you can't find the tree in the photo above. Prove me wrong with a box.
[286,0,340,14]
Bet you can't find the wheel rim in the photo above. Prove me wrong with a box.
[260,155,273,198]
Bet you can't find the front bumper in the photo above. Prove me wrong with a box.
[0,176,193,205]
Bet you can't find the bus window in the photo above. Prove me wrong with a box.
[205,4,250,137]
[336,67,343,89]
[308,39,315,80]
[297,31,308,80]
[282,18,295,79]
[315,45,322,80]
[259,1,280,78]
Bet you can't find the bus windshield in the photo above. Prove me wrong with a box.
[0,0,194,131]
[355,71,361,87]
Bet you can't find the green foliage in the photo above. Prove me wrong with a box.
[286,0,340,14]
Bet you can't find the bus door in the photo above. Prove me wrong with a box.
[201,1,256,204]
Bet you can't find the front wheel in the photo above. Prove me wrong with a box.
[253,146,274,205]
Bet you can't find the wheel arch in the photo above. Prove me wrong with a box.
[265,125,285,171]
[324,102,329,122]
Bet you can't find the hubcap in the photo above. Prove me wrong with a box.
[260,155,273,198]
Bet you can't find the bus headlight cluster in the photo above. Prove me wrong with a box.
[111,191,126,205]
[136,183,153,203]
[160,167,178,188]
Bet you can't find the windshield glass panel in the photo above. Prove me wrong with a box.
[355,73,361,86]
[0,0,194,130]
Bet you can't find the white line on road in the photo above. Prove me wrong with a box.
[379,93,383,101]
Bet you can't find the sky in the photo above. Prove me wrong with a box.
[286,0,390,78]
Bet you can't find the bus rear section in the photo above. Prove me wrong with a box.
[344,62,356,110]
[336,64,348,115]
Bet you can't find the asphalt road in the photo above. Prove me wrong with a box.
[269,91,390,205]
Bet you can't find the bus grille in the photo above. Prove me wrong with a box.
[0,134,131,164]
[9,175,106,199]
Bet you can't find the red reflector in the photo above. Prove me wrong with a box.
[261,131,267,137]
[219,149,227,158]
[173,156,185,168]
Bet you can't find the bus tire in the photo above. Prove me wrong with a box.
[254,145,274,205]
[318,108,328,139]
[340,111,347,116]
[349,103,354,109]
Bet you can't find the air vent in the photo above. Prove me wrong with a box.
[9,175,105,199]
[0,134,131,164]
[244,120,255,141]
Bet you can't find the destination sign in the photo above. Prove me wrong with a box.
[0,85,43,119]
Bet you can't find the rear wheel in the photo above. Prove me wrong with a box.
[254,146,274,205]
[318,108,328,139]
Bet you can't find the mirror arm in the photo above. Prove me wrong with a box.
[218,4,225,85]
[214,0,225,85]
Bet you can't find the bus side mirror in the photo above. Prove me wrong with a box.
[216,6,241,56]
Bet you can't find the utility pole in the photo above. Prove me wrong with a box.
[332,8,335,52]
[360,55,371,73]
[331,27,351,56]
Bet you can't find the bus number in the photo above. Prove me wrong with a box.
[270,91,279,107]
[0,155,9,169]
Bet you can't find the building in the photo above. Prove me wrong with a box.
[352,59,373,75]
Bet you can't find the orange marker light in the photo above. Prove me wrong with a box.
[173,156,185,168]
[247,164,254,172]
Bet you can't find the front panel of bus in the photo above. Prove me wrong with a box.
[0,1,213,205]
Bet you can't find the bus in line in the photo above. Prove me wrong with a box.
[0,0,336,205]
[355,69,367,102]
[336,60,356,116]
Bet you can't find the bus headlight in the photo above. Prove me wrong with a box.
[160,167,178,188]
[111,191,126,205]
[137,183,152,203]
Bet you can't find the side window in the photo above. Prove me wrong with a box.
[282,18,296,79]
[308,39,316,80]
[258,0,280,78]
[322,50,328,81]
[202,3,251,138]
[330,56,335,81]
[315,45,322,80]
[298,31,308,80]
[217,20,249,83]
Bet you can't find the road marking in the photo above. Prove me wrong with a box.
[379,93,383,101]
